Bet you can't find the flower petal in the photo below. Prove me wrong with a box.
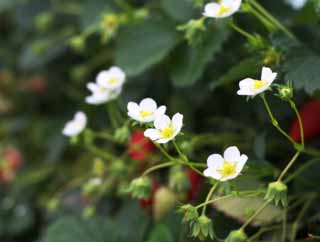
[236,154,248,173]
[203,168,222,180]
[144,129,160,141]
[207,154,224,168]
[172,113,183,131]
[203,3,220,17]
[223,146,241,162]
[261,66,277,83]
[140,98,157,111]
[127,102,140,115]
[154,114,171,130]
[155,105,167,116]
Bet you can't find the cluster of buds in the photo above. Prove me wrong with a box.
[126,176,152,199]
[264,181,288,207]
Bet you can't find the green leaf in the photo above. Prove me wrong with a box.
[115,19,180,76]
[42,216,118,242]
[170,23,230,87]
[213,196,282,226]
[210,57,262,89]
[161,0,196,22]
[283,48,320,94]
[147,224,174,242]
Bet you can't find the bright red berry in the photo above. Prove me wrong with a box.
[186,169,202,201]
[290,100,320,142]
[129,130,155,162]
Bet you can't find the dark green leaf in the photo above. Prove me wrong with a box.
[115,19,180,76]
[170,23,230,87]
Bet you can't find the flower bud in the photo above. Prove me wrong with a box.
[34,12,53,31]
[225,229,248,242]
[69,35,85,52]
[191,215,214,241]
[92,158,105,177]
[169,165,190,193]
[177,18,206,46]
[179,204,199,223]
[82,178,102,196]
[110,159,126,177]
[114,125,130,143]
[264,181,288,207]
[275,82,293,101]
[100,13,119,43]
[127,177,152,199]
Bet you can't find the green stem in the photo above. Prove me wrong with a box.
[173,140,188,162]
[229,22,255,39]
[196,194,233,210]
[201,183,219,215]
[289,100,304,147]
[240,200,270,230]
[284,158,320,183]
[156,144,176,162]
[249,0,297,41]
[142,161,175,176]
[244,3,275,32]
[107,103,119,129]
[282,209,287,242]
[87,145,115,161]
[261,94,296,146]
[277,151,300,182]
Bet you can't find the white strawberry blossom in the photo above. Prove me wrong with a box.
[203,146,248,181]
[144,113,183,144]
[62,111,87,137]
[237,66,277,96]
[203,0,242,18]
[127,98,166,123]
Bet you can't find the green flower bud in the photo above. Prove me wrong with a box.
[264,181,288,207]
[82,206,95,219]
[169,165,190,193]
[46,198,59,212]
[114,125,130,143]
[34,12,54,31]
[82,178,102,196]
[225,229,248,242]
[177,18,206,46]
[127,177,152,199]
[100,13,119,43]
[191,215,214,241]
[275,82,293,101]
[178,204,199,223]
[110,159,126,177]
[92,158,105,177]
[69,35,85,52]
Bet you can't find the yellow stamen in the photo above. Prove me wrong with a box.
[218,6,230,16]
[161,126,175,139]
[108,78,118,85]
[217,161,237,178]
[253,80,268,90]
[139,110,153,118]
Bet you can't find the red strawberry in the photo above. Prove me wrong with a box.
[0,146,23,183]
[139,180,160,209]
[129,130,155,162]
[290,100,320,142]
[186,169,202,201]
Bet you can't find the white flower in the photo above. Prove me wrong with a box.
[85,82,121,105]
[96,66,125,90]
[203,146,248,181]
[237,66,277,96]
[127,98,167,123]
[203,0,242,18]
[62,111,87,137]
[144,113,183,144]
[285,0,307,10]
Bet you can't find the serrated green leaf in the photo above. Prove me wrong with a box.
[283,48,320,94]
[170,24,230,87]
[147,224,174,242]
[210,57,262,89]
[161,0,196,22]
[115,19,180,76]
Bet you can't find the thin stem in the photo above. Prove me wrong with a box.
[261,94,296,146]
[277,151,300,182]
[201,182,219,215]
[249,0,297,41]
[282,209,287,242]
[229,22,255,39]
[87,145,116,161]
[289,100,304,147]
[156,144,175,162]
[240,200,270,230]
[284,158,320,183]
[244,3,275,32]
[142,161,175,176]
[173,140,188,162]
[196,194,234,209]
[107,103,119,129]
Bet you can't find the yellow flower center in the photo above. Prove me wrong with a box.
[160,126,175,139]
[108,78,118,85]
[253,80,268,90]
[218,5,230,16]
[139,110,153,118]
[217,161,237,178]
